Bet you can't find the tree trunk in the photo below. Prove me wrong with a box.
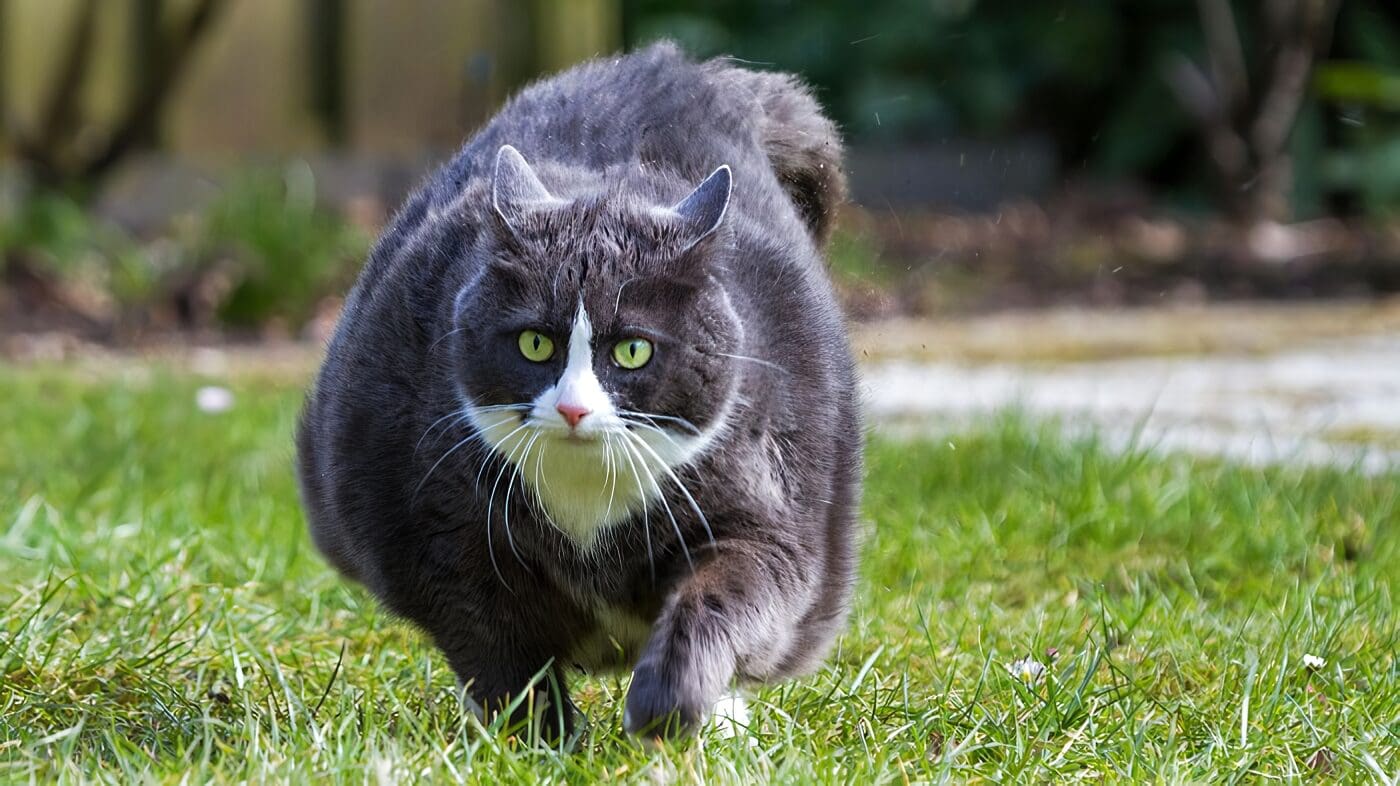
[307,0,348,147]
[129,0,164,150]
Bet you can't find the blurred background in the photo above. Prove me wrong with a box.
[1,0,1398,346]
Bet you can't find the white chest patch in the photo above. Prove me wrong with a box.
[465,303,726,550]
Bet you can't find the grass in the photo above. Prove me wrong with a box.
[1,360,1397,783]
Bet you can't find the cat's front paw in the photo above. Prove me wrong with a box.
[623,659,711,739]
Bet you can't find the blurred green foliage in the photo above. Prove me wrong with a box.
[195,164,367,329]
[0,164,367,332]
[625,0,1400,216]
[0,191,158,309]
[1311,3,1400,217]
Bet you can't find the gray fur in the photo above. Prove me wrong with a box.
[297,42,861,741]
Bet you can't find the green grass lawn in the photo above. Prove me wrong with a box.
[1,362,1397,783]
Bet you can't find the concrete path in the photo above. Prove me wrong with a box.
[863,332,1400,472]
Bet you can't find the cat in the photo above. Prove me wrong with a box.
[296,42,861,740]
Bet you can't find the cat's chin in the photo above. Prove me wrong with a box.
[523,428,648,544]
[550,429,605,445]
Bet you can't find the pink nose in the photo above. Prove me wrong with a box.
[556,402,591,429]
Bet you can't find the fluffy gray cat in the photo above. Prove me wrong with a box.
[297,42,861,740]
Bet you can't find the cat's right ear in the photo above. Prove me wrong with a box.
[492,145,564,235]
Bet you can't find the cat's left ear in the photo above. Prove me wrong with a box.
[673,165,731,250]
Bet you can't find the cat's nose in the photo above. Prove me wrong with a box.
[556,402,591,429]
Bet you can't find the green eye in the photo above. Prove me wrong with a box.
[518,330,554,362]
[612,337,653,369]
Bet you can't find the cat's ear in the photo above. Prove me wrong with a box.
[492,145,563,232]
[673,165,731,249]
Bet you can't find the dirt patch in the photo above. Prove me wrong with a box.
[852,298,1400,364]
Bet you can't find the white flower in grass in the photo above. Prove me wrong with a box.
[196,385,235,414]
[1303,653,1327,670]
[1007,657,1046,682]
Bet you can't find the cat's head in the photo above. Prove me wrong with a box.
[447,145,743,545]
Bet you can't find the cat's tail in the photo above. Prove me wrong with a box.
[712,61,848,246]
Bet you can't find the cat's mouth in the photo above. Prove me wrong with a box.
[468,404,711,478]
[520,407,645,444]
[538,420,627,445]
[513,413,602,442]
[557,428,600,444]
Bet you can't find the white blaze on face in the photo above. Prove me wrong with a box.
[531,305,616,434]
[464,301,728,550]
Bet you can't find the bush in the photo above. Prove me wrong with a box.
[1,163,370,335]
[0,189,160,324]
[191,163,368,330]
[624,0,1400,218]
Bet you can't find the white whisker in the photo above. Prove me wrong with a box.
[502,431,541,574]
[602,433,619,524]
[551,258,573,299]
[621,434,692,572]
[530,431,554,530]
[619,416,687,452]
[715,352,789,374]
[416,404,525,456]
[618,409,702,435]
[611,434,656,582]
[613,276,639,316]
[620,427,717,554]
[415,409,470,455]
[484,425,532,592]
[474,403,534,412]
[473,420,532,489]
[426,325,469,353]
[416,417,522,503]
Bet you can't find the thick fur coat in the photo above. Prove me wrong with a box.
[297,42,860,739]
